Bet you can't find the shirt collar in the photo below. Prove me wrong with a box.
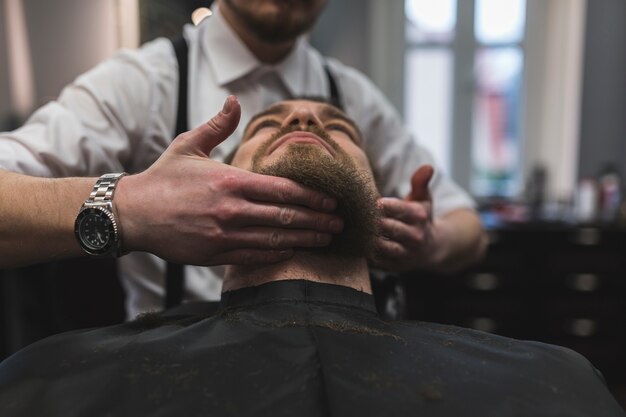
[273,37,309,98]
[220,279,378,314]
[202,7,259,86]
[201,7,309,96]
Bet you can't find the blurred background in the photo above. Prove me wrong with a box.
[0,0,624,408]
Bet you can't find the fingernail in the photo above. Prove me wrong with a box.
[222,96,233,114]
[322,198,336,211]
[330,219,343,233]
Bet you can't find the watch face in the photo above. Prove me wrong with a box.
[75,207,117,255]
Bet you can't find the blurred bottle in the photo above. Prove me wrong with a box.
[598,165,621,223]
[574,178,598,223]
[525,164,546,221]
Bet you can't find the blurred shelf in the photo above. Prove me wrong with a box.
[402,223,626,407]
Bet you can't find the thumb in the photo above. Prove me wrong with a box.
[176,95,242,157]
[405,164,434,202]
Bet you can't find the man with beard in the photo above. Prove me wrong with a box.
[0,0,486,319]
[0,99,622,417]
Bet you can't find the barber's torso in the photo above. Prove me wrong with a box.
[0,8,474,318]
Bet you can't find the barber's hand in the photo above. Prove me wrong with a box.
[116,96,343,266]
[371,165,440,272]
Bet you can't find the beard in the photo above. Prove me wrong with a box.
[223,0,326,44]
[251,127,380,259]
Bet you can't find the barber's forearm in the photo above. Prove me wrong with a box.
[0,169,93,268]
[429,209,488,274]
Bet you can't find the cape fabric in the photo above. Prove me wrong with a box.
[0,279,623,416]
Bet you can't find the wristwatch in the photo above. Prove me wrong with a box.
[74,173,126,257]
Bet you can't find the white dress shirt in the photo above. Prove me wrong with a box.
[0,8,474,318]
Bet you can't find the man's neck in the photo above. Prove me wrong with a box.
[219,1,297,64]
[223,253,372,294]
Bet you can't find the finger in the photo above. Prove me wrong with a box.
[379,217,427,246]
[208,248,294,266]
[234,202,344,233]
[176,95,242,156]
[241,174,337,213]
[224,227,333,250]
[406,164,434,202]
[380,198,430,223]
[373,237,410,262]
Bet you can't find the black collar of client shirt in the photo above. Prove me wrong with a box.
[220,279,377,312]
[157,279,377,321]
[0,280,622,417]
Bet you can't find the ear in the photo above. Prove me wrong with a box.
[223,146,239,166]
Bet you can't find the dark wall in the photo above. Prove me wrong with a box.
[578,1,626,179]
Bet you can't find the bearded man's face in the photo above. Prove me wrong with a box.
[230,99,380,258]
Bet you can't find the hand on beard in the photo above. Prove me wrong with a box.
[370,165,442,272]
[255,144,380,260]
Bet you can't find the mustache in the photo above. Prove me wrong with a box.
[251,123,347,173]
[264,124,340,153]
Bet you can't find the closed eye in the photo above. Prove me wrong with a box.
[325,123,356,142]
[246,118,281,139]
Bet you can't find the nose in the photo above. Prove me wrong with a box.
[282,106,323,130]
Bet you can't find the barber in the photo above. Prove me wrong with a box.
[0,0,486,317]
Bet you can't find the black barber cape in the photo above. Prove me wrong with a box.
[0,280,623,417]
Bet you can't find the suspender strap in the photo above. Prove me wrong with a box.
[323,62,343,110]
[165,35,189,309]
[165,262,184,309]
[172,35,189,140]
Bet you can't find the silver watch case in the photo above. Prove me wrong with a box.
[74,202,120,257]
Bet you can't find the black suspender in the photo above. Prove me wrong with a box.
[172,36,189,141]
[165,36,188,310]
[324,63,343,110]
[165,35,343,309]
